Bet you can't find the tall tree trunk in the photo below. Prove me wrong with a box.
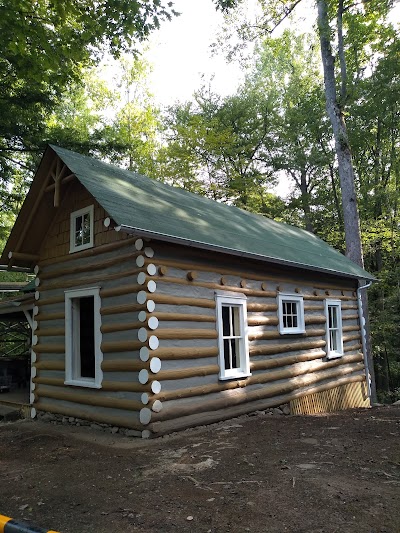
[316,0,377,402]
[317,0,363,265]
[299,168,314,233]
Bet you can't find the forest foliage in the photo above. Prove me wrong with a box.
[0,0,399,400]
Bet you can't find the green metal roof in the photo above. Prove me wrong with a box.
[51,145,374,281]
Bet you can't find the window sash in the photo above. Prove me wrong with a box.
[325,300,343,358]
[65,287,103,388]
[221,304,242,372]
[70,205,94,253]
[216,294,250,380]
[278,294,305,334]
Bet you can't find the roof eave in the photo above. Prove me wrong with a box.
[118,224,376,282]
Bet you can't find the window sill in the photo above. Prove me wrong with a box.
[64,379,101,389]
[69,242,94,254]
[219,372,252,381]
[326,352,343,360]
[279,329,306,336]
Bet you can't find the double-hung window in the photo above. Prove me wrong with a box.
[65,287,103,388]
[325,299,343,359]
[70,205,94,253]
[216,292,250,380]
[277,293,305,334]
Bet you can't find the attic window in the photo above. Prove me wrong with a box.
[70,205,94,253]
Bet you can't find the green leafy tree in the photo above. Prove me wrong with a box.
[0,0,177,242]
[213,0,399,405]
[158,84,284,217]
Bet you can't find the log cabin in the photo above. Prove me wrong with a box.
[0,145,375,437]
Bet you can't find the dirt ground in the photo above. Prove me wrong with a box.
[0,406,399,533]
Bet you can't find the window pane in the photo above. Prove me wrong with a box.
[223,339,230,370]
[230,339,239,369]
[231,306,240,336]
[79,296,95,378]
[222,306,230,336]
[329,306,338,329]
[330,329,338,351]
[75,215,83,247]
[82,213,91,244]
[73,211,91,248]
[282,300,298,329]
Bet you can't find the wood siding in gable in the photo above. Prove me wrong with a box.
[39,179,129,263]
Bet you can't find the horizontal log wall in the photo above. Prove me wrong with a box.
[34,195,155,435]
[136,241,367,434]
[31,185,368,436]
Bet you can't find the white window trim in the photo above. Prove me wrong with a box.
[325,299,344,359]
[69,205,94,253]
[65,287,103,388]
[277,293,305,335]
[215,292,251,380]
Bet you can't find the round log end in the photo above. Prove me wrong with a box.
[136,255,145,268]
[149,335,159,350]
[158,265,168,276]
[141,430,151,439]
[137,272,147,285]
[141,392,149,405]
[148,316,159,330]
[34,265,40,275]
[147,280,157,293]
[151,380,161,394]
[139,407,152,425]
[104,217,111,227]
[144,247,154,258]
[150,357,162,374]
[140,346,150,362]
[137,291,147,304]
[138,369,149,384]
[138,327,148,342]
[147,300,156,313]
[31,407,37,419]
[135,238,144,251]
[151,399,163,413]
[138,310,147,322]
[147,263,157,276]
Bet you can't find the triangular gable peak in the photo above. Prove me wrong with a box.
[1,146,95,271]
